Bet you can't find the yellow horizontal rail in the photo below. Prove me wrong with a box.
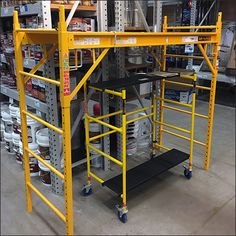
[166,54,204,60]
[90,171,104,184]
[16,29,57,34]
[126,105,153,117]
[162,129,190,141]
[88,144,123,166]
[163,105,208,119]
[167,25,217,30]
[127,113,153,125]
[89,129,117,142]
[25,147,64,180]
[154,143,171,151]
[96,110,122,120]
[88,115,122,133]
[157,97,192,107]
[89,86,123,98]
[27,182,66,222]
[157,121,190,134]
[165,80,211,91]
[162,129,206,146]
[20,71,60,86]
[180,75,194,80]
[23,111,63,135]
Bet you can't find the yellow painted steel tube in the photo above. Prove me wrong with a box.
[126,105,153,117]
[92,49,96,63]
[85,114,91,184]
[14,10,32,213]
[197,85,211,91]
[158,79,165,147]
[96,110,122,120]
[166,54,204,60]
[89,144,123,167]
[89,86,123,98]
[25,147,64,180]
[122,114,127,209]
[157,121,191,134]
[89,129,117,142]
[23,111,63,135]
[88,115,122,133]
[154,143,171,151]
[163,105,208,119]
[20,71,61,86]
[24,45,57,84]
[162,129,206,146]
[69,48,109,101]
[27,182,66,222]
[167,25,216,29]
[90,172,104,184]
[189,76,196,171]
[157,97,192,108]
[152,95,157,143]
[180,75,194,80]
[126,113,153,125]
[162,129,190,141]
[165,80,211,91]
[198,44,215,74]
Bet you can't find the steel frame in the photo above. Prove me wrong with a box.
[13,5,222,235]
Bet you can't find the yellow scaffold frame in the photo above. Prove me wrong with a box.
[13,5,222,235]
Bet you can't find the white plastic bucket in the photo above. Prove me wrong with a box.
[137,112,151,148]
[16,110,42,143]
[12,132,20,159]
[90,143,102,168]
[1,111,13,133]
[0,123,5,142]
[38,160,51,186]
[19,141,40,176]
[4,131,13,153]
[9,103,19,120]
[36,128,50,160]
[126,103,139,121]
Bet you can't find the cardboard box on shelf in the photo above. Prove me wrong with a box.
[164,76,193,104]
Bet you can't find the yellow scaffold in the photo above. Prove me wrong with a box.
[13,5,222,235]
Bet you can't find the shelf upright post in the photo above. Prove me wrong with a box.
[13,11,32,213]
[97,0,110,170]
[40,0,63,195]
[58,6,74,235]
[204,12,222,170]
[115,0,125,160]
[158,16,168,148]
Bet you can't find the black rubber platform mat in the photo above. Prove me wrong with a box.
[103,149,189,195]
[89,72,178,90]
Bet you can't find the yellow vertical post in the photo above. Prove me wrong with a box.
[152,82,157,145]
[84,82,91,184]
[189,74,197,171]
[58,6,73,235]
[158,79,165,147]
[158,16,168,148]
[13,11,32,213]
[122,90,127,211]
[204,13,222,170]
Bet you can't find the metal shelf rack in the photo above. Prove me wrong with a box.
[13,5,222,235]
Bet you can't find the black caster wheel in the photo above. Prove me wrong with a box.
[81,184,92,196]
[118,212,127,223]
[184,169,192,180]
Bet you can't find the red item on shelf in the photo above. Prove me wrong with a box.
[93,103,101,116]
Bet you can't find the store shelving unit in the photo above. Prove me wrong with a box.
[13,4,222,234]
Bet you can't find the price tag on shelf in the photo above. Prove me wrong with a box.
[34,100,40,108]
[3,88,7,94]
[36,110,41,117]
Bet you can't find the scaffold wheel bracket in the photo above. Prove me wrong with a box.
[116,204,128,223]
[184,168,192,180]
[81,184,92,196]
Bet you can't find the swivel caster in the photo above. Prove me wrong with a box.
[116,204,128,223]
[184,168,192,180]
[118,212,127,223]
[81,184,92,196]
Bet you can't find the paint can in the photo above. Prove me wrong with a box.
[36,128,50,160]
[4,131,13,153]
[38,160,51,186]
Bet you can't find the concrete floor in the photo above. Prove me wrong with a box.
[1,100,235,235]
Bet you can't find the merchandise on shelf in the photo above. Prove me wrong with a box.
[19,141,40,176]
[4,131,13,153]
[38,160,51,186]
[36,128,50,160]
[0,123,4,142]
[12,132,20,162]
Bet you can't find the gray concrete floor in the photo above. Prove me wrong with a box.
[1,100,235,235]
